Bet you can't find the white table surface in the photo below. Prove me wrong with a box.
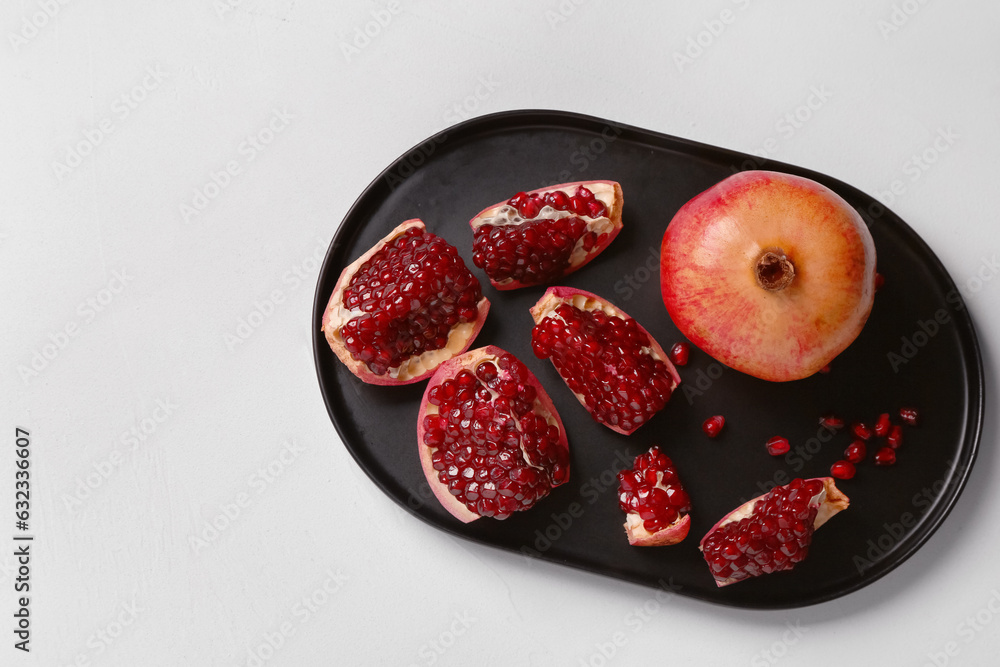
[3,1,999,665]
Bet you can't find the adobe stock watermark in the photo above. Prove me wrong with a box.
[179,108,294,223]
[551,124,624,185]
[52,65,169,182]
[520,449,634,561]
[62,596,143,666]
[61,398,179,514]
[405,611,477,667]
[877,0,933,39]
[189,439,307,555]
[750,621,809,667]
[731,85,835,174]
[243,568,349,667]
[920,589,1000,667]
[8,0,75,53]
[442,75,501,126]
[545,0,591,30]
[339,2,402,63]
[673,0,756,73]
[860,126,959,227]
[853,460,959,575]
[578,578,682,667]
[225,237,327,351]
[613,246,659,302]
[887,254,997,372]
[18,268,134,385]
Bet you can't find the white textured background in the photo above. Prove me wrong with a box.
[2,1,999,665]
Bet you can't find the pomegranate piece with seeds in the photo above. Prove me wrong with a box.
[322,219,490,385]
[530,287,680,435]
[470,181,624,289]
[766,436,790,456]
[699,478,850,587]
[669,342,690,366]
[702,415,725,438]
[617,446,691,546]
[417,346,569,522]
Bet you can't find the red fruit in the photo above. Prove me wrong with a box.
[417,346,569,522]
[470,180,624,290]
[766,436,790,456]
[322,220,489,385]
[899,407,920,426]
[699,478,850,587]
[873,413,891,437]
[661,171,876,382]
[830,460,856,480]
[845,440,867,464]
[617,446,691,546]
[887,425,903,449]
[852,422,873,441]
[702,415,725,438]
[530,287,681,435]
[669,342,690,366]
[819,414,845,430]
[874,447,897,466]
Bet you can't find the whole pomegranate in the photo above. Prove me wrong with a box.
[470,181,624,289]
[417,346,569,522]
[661,171,877,382]
[322,219,490,385]
[700,477,849,587]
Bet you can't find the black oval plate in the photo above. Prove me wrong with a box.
[312,110,983,609]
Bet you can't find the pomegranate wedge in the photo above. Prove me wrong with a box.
[418,346,570,522]
[470,180,624,289]
[699,478,849,587]
[618,446,691,546]
[530,287,680,435]
[322,219,489,385]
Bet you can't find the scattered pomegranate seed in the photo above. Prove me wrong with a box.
[830,460,856,480]
[844,440,867,464]
[852,422,872,441]
[766,436,790,456]
[887,425,903,449]
[702,415,725,438]
[899,407,920,426]
[819,414,845,430]
[874,447,897,466]
[874,413,891,437]
[874,272,885,291]
[818,364,832,374]
[669,342,690,366]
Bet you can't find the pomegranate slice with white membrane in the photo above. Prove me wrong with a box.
[617,446,691,546]
[470,181,624,289]
[322,219,489,385]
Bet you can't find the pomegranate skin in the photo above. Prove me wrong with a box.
[322,219,490,385]
[469,180,624,290]
[661,171,876,382]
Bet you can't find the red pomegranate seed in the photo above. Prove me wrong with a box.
[544,190,570,210]
[830,460,856,480]
[669,342,690,366]
[575,185,594,200]
[852,422,872,441]
[887,425,903,449]
[845,440,867,464]
[899,407,920,426]
[874,272,884,291]
[819,414,845,430]
[702,415,725,438]
[818,364,831,374]
[874,413,891,437]
[874,447,897,466]
[766,436,790,456]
